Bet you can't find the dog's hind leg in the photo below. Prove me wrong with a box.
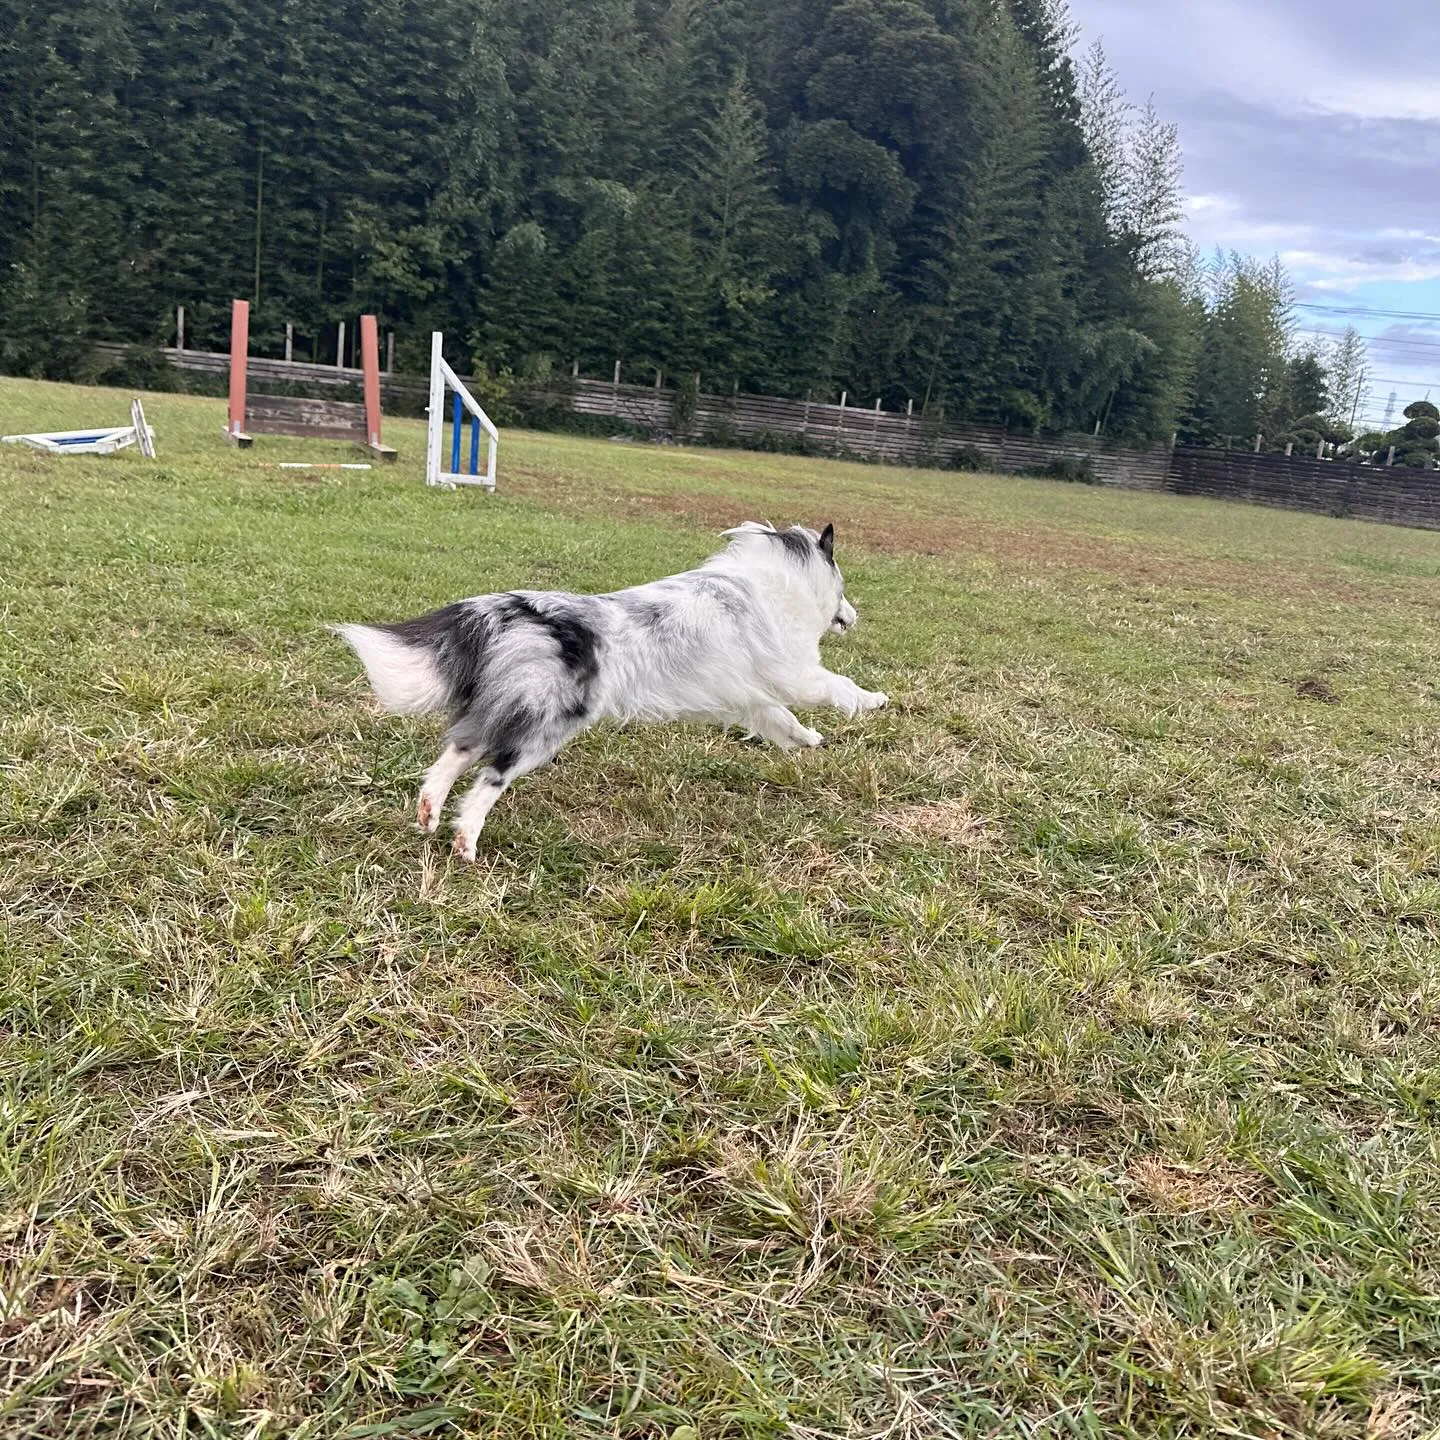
[748,703,824,751]
[417,742,476,833]
[450,722,585,862]
[450,768,510,860]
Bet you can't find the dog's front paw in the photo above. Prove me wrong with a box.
[857,689,889,712]
[451,829,479,863]
[777,725,825,749]
[416,794,441,833]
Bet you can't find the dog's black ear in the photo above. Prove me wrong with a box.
[819,523,835,562]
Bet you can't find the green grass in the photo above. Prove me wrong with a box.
[2,377,1439,1439]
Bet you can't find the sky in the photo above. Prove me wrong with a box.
[1067,0,1440,429]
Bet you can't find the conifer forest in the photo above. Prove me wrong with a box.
[0,0,1370,444]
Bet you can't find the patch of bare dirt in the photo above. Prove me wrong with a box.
[1296,675,1342,703]
[874,798,993,847]
[503,465,1423,609]
[1128,1155,1266,1216]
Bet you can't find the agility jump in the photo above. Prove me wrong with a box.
[426,332,498,491]
[226,300,396,461]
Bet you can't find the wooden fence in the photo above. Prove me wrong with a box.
[1168,447,1440,530]
[563,377,1440,531]
[565,377,1175,488]
[93,342,426,408]
[95,343,1440,531]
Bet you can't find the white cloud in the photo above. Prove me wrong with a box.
[1070,0,1440,337]
[1305,79,1440,125]
[1183,195,1317,255]
[1284,253,1440,293]
[1075,0,1440,122]
[1373,229,1440,245]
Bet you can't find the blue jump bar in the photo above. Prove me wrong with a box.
[470,415,481,475]
[451,391,463,475]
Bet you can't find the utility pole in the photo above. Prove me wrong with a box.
[1349,370,1366,431]
[253,143,264,306]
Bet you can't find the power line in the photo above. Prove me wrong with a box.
[1294,301,1440,322]
[1297,328,1440,356]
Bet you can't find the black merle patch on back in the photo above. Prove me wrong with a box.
[496,595,601,687]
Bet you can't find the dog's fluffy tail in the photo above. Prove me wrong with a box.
[331,622,452,714]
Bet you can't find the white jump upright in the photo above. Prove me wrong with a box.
[426,331,498,491]
[132,398,157,458]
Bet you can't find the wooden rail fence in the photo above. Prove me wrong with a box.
[1168,447,1440,529]
[563,377,1175,488]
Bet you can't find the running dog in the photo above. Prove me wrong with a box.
[334,522,887,859]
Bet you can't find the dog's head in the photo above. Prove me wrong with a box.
[721,520,856,636]
[820,526,860,635]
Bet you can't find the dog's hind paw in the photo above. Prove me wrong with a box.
[857,690,889,712]
[416,795,441,833]
[451,830,479,863]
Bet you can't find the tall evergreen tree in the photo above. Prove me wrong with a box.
[1325,328,1370,431]
[1186,252,1296,444]
[1120,99,1186,281]
[687,65,787,385]
[1076,40,1129,237]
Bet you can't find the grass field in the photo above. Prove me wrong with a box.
[3,377,1440,1439]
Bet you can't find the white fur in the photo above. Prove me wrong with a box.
[330,623,450,714]
[336,522,887,859]
[590,525,882,731]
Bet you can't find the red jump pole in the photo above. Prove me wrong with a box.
[361,315,382,447]
[359,314,396,460]
[227,299,251,443]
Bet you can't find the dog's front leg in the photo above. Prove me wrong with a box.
[748,703,825,751]
[787,668,888,717]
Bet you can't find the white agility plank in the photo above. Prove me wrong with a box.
[2,426,136,455]
[2,426,131,443]
[4,399,156,459]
